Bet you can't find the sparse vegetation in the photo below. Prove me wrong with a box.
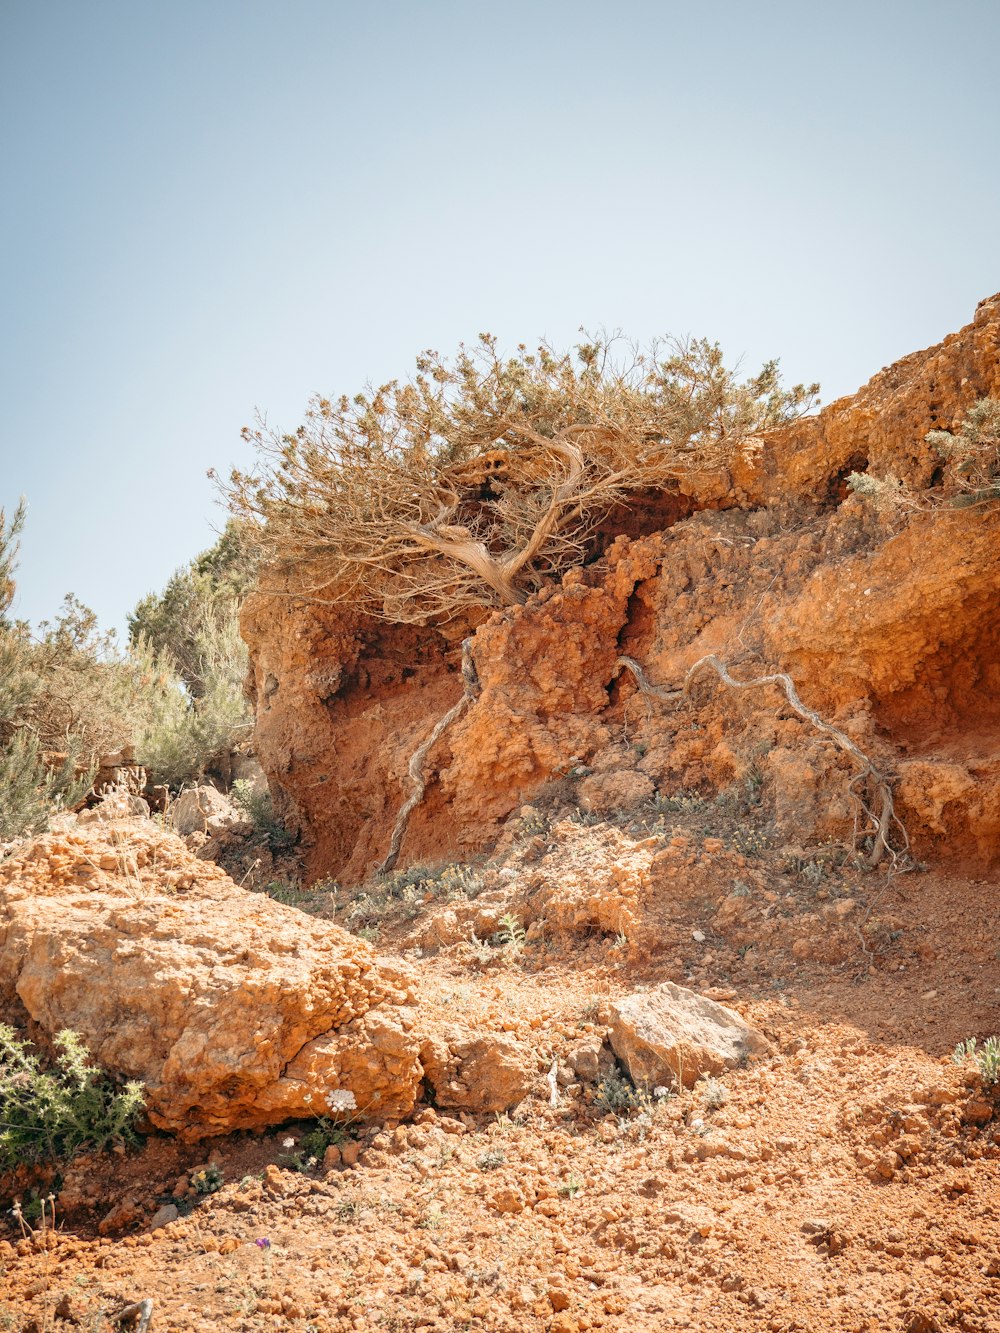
[0,1026,144,1172]
[231,778,295,850]
[475,1148,506,1171]
[594,1068,649,1117]
[192,1165,225,1195]
[700,1077,730,1111]
[927,397,1000,506]
[0,507,257,844]
[952,1035,1000,1087]
[848,396,1000,514]
[493,913,526,954]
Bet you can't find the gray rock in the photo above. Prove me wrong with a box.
[149,1203,179,1230]
[609,981,771,1090]
[170,786,237,836]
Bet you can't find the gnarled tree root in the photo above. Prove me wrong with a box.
[615,652,911,872]
[378,640,479,876]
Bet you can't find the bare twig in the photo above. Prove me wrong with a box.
[683,655,910,871]
[612,653,911,872]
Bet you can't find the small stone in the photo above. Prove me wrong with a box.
[874,1152,898,1180]
[149,1204,179,1231]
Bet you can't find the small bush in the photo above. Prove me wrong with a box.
[594,1068,649,1117]
[927,397,1000,506]
[655,790,710,816]
[475,1149,506,1171]
[231,778,295,850]
[952,1035,1000,1087]
[192,1165,225,1195]
[0,1026,145,1172]
[280,1115,357,1173]
[700,1077,730,1111]
[493,913,526,953]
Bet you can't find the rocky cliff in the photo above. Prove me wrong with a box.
[242,295,1000,882]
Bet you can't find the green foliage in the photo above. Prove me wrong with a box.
[846,470,915,517]
[231,778,295,850]
[0,727,90,842]
[927,397,1000,506]
[594,1068,650,1117]
[952,1035,1000,1086]
[0,509,256,835]
[849,398,1000,516]
[134,614,252,788]
[493,913,526,953]
[192,1165,225,1194]
[128,521,258,697]
[0,508,95,840]
[0,1026,145,1172]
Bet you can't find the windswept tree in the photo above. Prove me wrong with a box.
[227,333,818,624]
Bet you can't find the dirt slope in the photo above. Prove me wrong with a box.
[2,809,1000,1332]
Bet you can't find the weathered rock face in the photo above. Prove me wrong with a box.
[609,982,771,1090]
[0,821,537,1138]
[419,1031,537,1113]
[243,295,1000,877]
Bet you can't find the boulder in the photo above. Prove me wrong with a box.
[77,792,150,823]
[420,1031,536,1112]
[170,786,241,836]
[0,823,422,1137]
[578,770,655,816]
[609,982,771,1090]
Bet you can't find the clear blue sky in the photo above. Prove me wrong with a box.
[2,0,998,635]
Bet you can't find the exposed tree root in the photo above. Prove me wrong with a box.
[377,641,480,876]
[615,652,912,872]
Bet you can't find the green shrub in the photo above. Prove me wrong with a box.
[0,507,256,832]
[192,1165,225,1194]
[594,1068,649,1116]
[952,1035,1000,1087]
[231,778,295,850]
[0,1026,145,1171]
[128,521,258,698]
[927,397,1000,506]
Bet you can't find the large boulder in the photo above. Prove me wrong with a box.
[0,822,422,1137]
[609,981,771,1090]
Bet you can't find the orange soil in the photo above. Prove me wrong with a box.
[3,821,999,1333]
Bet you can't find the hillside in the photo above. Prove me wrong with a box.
[2,296,1000,1333]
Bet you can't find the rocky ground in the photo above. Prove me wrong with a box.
[2,799,999,1333]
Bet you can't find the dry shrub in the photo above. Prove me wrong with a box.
[227,333,818,624]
